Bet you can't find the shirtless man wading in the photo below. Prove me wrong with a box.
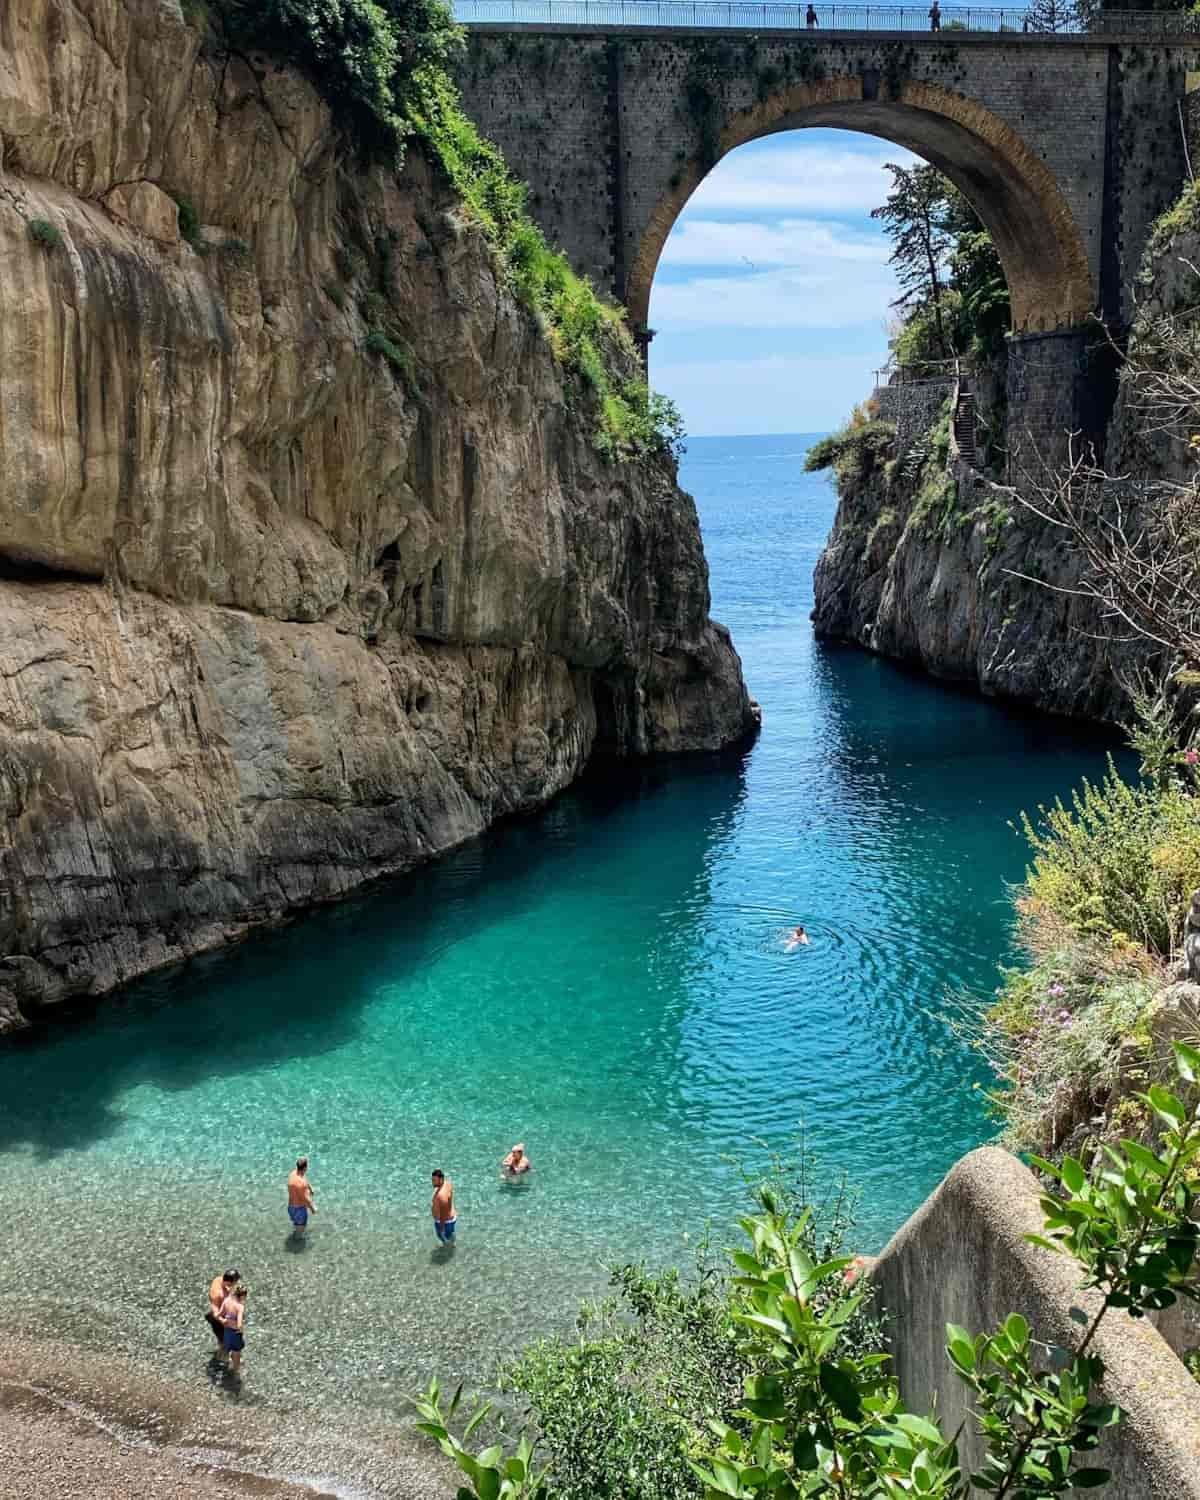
[206,1268,239,1349]
[431,1169,457,1244]
[288,1156,317,1232]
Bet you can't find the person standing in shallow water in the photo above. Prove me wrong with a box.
[501,1143,532,1179]
[206,1268,239,1351]
[219,1282,248,1373]
[431,1169,457,1244]
[288,1156,316,1232]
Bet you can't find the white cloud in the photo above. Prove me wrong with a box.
[651,353,888,437]
[660,217,888,269]
[650,263,898,330]
[685,142,922,217]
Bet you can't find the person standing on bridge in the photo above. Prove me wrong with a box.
[805,4,818,27]
[929,0,941,29]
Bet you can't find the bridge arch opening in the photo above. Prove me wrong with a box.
[627,75,1093,343]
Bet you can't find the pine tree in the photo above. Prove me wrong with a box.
[870,163,956,362]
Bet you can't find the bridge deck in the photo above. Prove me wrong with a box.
[452,1,1197,37]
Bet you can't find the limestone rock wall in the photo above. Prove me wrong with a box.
[811,327,1176,721]
[0,0,753,1031]
[809,436,1133,722]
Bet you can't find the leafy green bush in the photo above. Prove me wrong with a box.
[804,407,895,484]
[27,219,63,250]
[890,296,960,373]
[169,193,202,249]
[493,1155,877,1500]
[1019,762,1200,957]
[364,328,420,394]
[961,926,1161,1154]
[501,1263,738,1500]
[211,0,462,152]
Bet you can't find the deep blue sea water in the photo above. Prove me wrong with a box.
[0,434,1119,1428]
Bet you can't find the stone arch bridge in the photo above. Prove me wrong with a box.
[456,15,1200,452]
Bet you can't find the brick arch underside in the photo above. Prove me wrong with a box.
[626,77,1095,339]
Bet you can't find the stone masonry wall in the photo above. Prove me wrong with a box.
[459,32,1199,341]
[873,378,954,455]
[873,1147,1200,1499]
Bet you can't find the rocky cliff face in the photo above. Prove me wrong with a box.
[0,0,753,1032]
[809,329,1181,722]
[810,417,1131,722]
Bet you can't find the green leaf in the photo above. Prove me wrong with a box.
[896,1413,948,1443]
[1061,1157,1086,1194]
[711,1458,743,1495]
[792,1429,819,1470]
[1004,1312,1030,1348]
[1120,1138,1170,1178]
[819,1361,864,1422]
[476,1468,500,1500]
[737,1312,789,1337]
[1025,1233,1064,1256]
[686,1463,722,1490]
[1147,1084,1187,1127]
[1173,1040,1200,1084]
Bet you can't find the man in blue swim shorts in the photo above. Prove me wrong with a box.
[431,1169,457,1244]
[287,1155,317,1232]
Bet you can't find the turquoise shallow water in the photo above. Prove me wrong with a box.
[0,434,1120,1430]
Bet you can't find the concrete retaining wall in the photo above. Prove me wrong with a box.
[873,1146,1200,1498]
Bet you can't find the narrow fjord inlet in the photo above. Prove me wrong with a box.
[0,437,1119,1465]
[10,0,1200,1491]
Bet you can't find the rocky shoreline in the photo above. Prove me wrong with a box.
[0,1333,455,1500]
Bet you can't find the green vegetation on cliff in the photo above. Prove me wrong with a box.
[963,732,1199,1157]
[201,0,681,460]
[872,163,1010,371]
[951,181,1200,1164]
[803,406,896,485]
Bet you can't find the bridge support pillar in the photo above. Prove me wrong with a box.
[1005,325,1118,480]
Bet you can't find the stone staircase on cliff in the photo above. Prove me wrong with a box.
[953,387,978,467]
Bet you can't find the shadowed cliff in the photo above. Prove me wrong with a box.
[0,0,754,1032]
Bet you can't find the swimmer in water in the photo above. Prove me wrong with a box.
[501,1143,532,1179]
[785,925,811,952]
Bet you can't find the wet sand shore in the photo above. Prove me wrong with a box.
[0,1334,456,1499]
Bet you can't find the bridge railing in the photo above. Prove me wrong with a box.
[453,1,1200,34]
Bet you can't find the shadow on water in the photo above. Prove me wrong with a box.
[0,749,751,1160]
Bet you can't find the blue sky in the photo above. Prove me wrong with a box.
[648,129,920,437]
